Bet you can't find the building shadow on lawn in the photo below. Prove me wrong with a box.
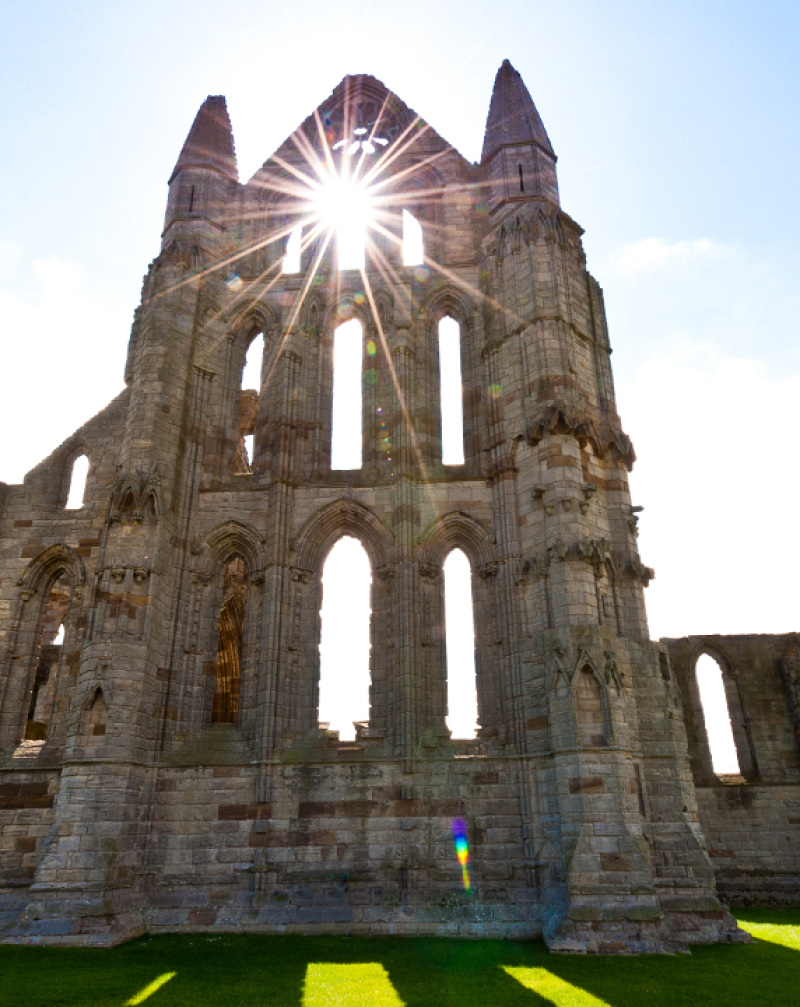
[1,928,800,1007]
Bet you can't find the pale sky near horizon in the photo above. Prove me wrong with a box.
[1,0,798,673]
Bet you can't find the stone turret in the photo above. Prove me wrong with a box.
[482,59,559,212]
[163,95,238,239]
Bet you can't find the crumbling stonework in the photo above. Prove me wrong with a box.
[0,62,786,951]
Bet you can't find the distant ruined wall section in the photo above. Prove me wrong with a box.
[664,633,800,905]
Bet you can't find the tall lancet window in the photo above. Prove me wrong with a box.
[318,537,371,741]
[438,317,465,465]
[402,209,424,266]
[283,224,302,274]
[65,454,89,510]
[331,318,363,470]
[444,549,478,739]
[695,654,741,775]
[211,556,247,725]
[233,335,263,473]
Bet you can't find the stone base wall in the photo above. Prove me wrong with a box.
[697,784,800,906]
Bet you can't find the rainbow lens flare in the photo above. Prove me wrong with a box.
[452,817,471,891]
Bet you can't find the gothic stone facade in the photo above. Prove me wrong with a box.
[1,64,797,951]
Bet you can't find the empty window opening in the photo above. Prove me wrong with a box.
[575,666,607,747]
[331,318,363,470]
[243,434,254,467]
[241,333,264,392]
[518,164,524,192]
[438,317,465,465]
[444,549,478,739]
[318,536,371,741]
[189,185,195,212]
[283,224,302,274]
[211,556,247,725]
[25,579,70,742]
[402,209,424,266]
[696,654,741,775]
[66,454,89,509]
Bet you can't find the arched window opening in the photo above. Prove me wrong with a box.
[438,317,465,465]
[232,335,263,474]
[65,454,89,510]
[318,537,371,741]
[331,318,363,470]
[575,666,607,748]
[241,334,264,392]
[25,577,70,742]
[402,209,424,266]
[695,654,741,775]
[283,224,302,274]
[211,556,247,725]
[444,549,478,739]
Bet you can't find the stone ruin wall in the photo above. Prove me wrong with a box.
[0,67,797,951]
[664,634,800,907]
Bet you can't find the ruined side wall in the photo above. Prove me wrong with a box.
[664,633,800,905]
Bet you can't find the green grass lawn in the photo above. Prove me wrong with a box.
[0,910,797,1007]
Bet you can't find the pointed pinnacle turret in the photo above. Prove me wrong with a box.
[170,96,238,183]
[481,60,554,163]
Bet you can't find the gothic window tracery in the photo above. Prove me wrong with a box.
[211,556,248,725]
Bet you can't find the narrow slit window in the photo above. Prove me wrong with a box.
[318,537,371,741]
[211,556,247,725]
[283,224,302,274]
[444,549,478,739]
[402,209,424,266]
[331,318,363,470]
[65,454,89,509]
[189,185,195,212]
[518,164,524,192]
[696,654,741,775]
[438,317,465,465]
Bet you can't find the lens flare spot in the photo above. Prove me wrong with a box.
[364,368,378,385]
[354,291,366,305]
[414,265,429,283]
[226,273,243,292]
[366,340,377,356]
[488,383,502,399]
[452,818,471,890]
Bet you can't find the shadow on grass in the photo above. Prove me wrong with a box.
[0,912,798,1007]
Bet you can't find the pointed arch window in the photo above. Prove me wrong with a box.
[331,318,363,470]
[211,556,247,725]
[438,317,465,465]
[318,537,371,740]
[444,549,478,739]
[402,209,424,266]
[233,335,263,473]
[575,666,608,747]
[65,454,89,510]
[283,224,302,274]
[695,653,742,776]
[24,575,71,741]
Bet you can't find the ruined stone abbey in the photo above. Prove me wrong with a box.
[1,62,798,952]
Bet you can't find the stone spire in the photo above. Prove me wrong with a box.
[170,95,238,183]
[481,60,554,163]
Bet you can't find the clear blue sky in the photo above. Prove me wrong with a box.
[1,0,798,639]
